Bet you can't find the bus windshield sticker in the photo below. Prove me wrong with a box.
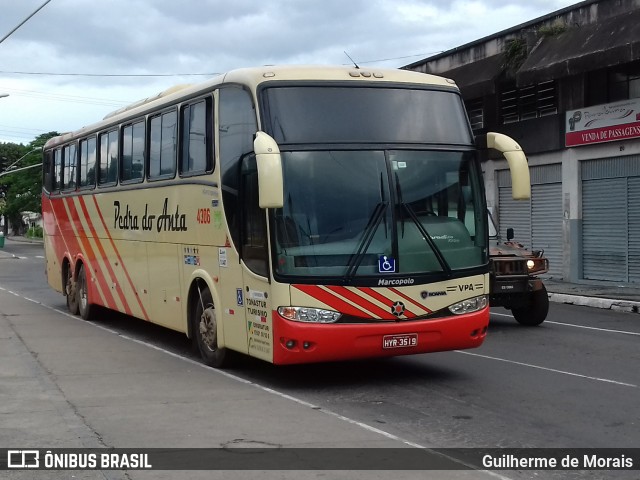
[378,255,396,273]
[218,248,228,267]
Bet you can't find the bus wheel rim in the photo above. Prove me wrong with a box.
[200,307,217,352]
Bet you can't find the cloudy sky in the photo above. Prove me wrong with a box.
[0,0,579,145]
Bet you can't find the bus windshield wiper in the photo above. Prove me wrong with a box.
[404,202,452,275]
[345,201,388,279]
[394,173,452,275]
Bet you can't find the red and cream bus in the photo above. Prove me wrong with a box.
[42,65,530,367]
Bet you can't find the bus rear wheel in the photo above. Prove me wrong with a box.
[193,286,231,368]
[65,265,79,315]
[77,264,94,320]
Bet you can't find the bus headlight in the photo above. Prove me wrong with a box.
[448,295,488,315]
[278,306,341,323]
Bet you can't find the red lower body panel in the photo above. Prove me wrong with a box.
[272,307,489,365]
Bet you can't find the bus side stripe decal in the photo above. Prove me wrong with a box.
[42,196,72,262]
[64,197,118,310]
[73,197,131,316]
[86,196,150,321]
[50,196,111,309]
[326,286,394,319]
[357,287,419,318]
[293,285,369,318]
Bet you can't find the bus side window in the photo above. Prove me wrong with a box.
[180,98,212,176]
[121,120,145,183]
[62,144,77,191]
[54,148,62,192]
[79,137,97,189]
[99,129,119,186]
[219,86,258,250]
[241,155,268,277]
[149,110,177,180]
[43,150,54,192]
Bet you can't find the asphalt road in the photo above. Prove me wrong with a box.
[2,239,639,479]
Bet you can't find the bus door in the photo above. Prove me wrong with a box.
[240,155,273,362]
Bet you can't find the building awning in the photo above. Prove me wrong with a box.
[517,10,640,86]
[440,54,504,99]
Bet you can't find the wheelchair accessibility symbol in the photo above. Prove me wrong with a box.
[378,255,396,273]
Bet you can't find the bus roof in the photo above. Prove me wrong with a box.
[44,65,458,149]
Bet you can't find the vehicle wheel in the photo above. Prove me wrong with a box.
[77,264,94,320]
[512,284,549,326]
[65,265,79,315]
[193,286,232,368]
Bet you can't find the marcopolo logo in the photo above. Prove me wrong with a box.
[378,278,415,287]
[7,450,39,469]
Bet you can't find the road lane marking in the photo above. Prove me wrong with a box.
[455,350,637,388]
[492,312,640,336]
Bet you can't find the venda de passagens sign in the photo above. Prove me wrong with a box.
[565,99,640,147]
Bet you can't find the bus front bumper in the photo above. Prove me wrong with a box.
[271,307,489,365]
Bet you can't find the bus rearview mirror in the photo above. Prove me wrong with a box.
[476,132,531,201]
[254,132,284,209]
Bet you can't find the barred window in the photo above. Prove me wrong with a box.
[465,99,484,131]
[501,81,557,124]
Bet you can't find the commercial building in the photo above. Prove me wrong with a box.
[405,0,640,283]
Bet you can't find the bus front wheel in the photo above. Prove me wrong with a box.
[77,264,94,320]
[193,286,231,368]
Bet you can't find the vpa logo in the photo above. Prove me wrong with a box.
[7,450,40,468]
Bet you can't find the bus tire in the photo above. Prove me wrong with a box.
[512,284,549,326]
[77,264,94,320]
[65,264,79,315]
[193,286,232,368]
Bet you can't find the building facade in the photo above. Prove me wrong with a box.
[405,0,640,283]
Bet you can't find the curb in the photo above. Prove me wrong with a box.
[549,292,640,314]
[2,236,44,244]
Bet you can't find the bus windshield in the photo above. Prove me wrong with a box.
[272,149,486,280]
[264,85,486,282]
[263,86,473,145]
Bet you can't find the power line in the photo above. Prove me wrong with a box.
[0,0,53,46]
[0,71,219,78]
[0,52,443,78]
[0,87,129,107]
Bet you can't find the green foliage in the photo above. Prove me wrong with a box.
[503,38,528,77]
[26,225,43,238]
[1,132,59,233]
[539,21,568,37]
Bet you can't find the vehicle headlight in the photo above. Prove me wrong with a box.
[277,306,341,323]
[526,258,549,274]
[449,295,488,315]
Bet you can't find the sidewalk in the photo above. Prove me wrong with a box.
[544,277,640,314]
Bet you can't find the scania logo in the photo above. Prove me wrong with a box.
[391,301,405,317]
[421,290,447,299]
